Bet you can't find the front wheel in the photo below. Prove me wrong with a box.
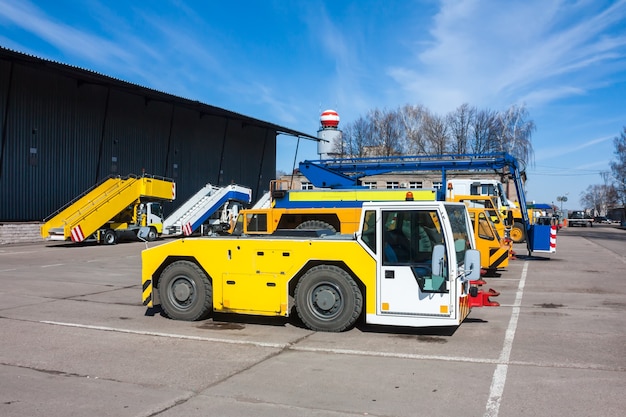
[294,265,362,332]
[146,227,158,241]
[510,221,526,243]
[159,261,212,321]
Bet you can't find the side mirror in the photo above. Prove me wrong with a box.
[431,244,445,276]
[463,249,481,281]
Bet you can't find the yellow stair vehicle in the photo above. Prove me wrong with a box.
[41,174,175,244]
[142,201,481,332]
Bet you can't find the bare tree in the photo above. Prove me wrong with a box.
[369,108,405,156]
[580,183,617,215]
[491,103,535,168]
[339,102,535,167]
[336,116,372,157]
[470,109,498,154]
[610,126,626,218]
[446,103,474,154]
[398,104,428,154]
[422,112,450,154]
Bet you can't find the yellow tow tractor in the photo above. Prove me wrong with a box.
[142,201,482,331]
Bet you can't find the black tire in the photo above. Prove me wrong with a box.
[103,229,117,245]
[294,265,362,332]
[158,260,212,321]
[295,220,337,233]
[510,221,526,243]
[146,227,158,241]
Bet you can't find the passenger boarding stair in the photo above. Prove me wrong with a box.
[162,184,252,236]
[41,174,175,242]
[252,191,272,209]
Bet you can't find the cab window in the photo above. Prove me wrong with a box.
[246,213,267,232]
[361,210,377,253]
[477,212,495,240]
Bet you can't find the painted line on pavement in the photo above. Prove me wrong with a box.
[40,320,288,349]
[41,263,65,268]
[484,260,528,417]
[290,345,498,364]
[39,320,501,365]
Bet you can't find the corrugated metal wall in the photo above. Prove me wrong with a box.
[0,54,276,221]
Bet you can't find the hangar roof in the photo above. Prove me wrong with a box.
[0,46,319,141]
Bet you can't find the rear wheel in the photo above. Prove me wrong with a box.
[295,220,337,233]
[295,265,362,332]
[159,261,212,321]
[103,229,117,245]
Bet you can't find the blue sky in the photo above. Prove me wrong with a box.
[1,0,625,209]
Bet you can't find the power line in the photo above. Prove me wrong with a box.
[530,171,604,177]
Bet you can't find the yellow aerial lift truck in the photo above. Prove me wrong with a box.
[41,174,175,244]
[450,195,510,239]
[466,207,511,275]
[142,201,482,331]
[446,179,525,242]
[233,180,436,235]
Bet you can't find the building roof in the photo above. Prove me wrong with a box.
[0,46,319,141]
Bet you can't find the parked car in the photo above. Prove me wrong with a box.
[594,216,611,224]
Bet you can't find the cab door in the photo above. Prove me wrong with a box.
[375,207,456,318]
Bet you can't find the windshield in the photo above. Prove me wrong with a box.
[444,204,472,266]
[495,183,509,208]
[381,209,443,265]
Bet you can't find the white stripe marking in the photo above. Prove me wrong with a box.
[484,261,528,417]
[40,320,502,363]
[40,321,287,349]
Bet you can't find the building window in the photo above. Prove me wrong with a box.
[363,181,377,189]
[301,182,314,190]
[386,181,399,189]
[433,181,442,190]
[409,181,423,189]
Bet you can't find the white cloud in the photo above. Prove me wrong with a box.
[534,134,614,161]
[387,0,626,114]
[0,0,135,69]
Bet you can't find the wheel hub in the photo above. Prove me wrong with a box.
[314,288,338,310]
[172,279,193,302]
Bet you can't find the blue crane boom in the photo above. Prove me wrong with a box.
[299,152,553,255]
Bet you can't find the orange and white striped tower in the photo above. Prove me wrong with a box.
[317,109,342,160]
